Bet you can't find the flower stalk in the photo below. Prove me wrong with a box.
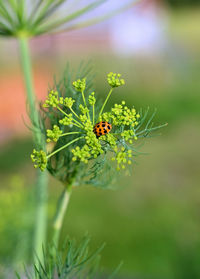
[47,136,84,159]
[52,185,72,249]
[98,88,113,119]
[18,36,48,264]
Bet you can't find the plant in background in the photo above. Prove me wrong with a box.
[16,235,122,279]
[31,65,167,252]
[0,0,137,265]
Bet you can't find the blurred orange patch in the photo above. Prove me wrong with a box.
[0,71,51,142]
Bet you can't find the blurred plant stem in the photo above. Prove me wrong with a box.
[52,185,72,249]
[18,37,48,264]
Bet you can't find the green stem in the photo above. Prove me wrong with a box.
[81,90,90,120]
[60,131,81,137]
[18,37,48,264]
[57,106,84,129]
[70,107,81,120]
[98,88,113,119]
[47,136,84,159]
[33,170,48,262]
[93,104,95,126]
[52,185,72,248]
[18,37,41,144]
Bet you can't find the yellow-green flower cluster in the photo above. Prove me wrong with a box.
[79,114,88,123]
[59,114,73,125]
[32,73,144,173]
[31,149,47,171]
[121,130,137,143]
[64,97,75,108]
[73,78,86,92]
[107,72,125,88]
[43,90,60,108]
[101,101,140,127]
[72,125,104,162]
[85,131,104,158]
[79,104,89,115]
[101,133,117,151]
[46,125,62,142]
[88,92,96,105]
[112,148,132,170]
[72,145,91,163]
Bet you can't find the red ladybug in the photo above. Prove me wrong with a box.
[93,121,112,138]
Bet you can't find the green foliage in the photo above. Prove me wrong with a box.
[16,236,119,279]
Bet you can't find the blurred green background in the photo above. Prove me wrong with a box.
[0,2,200,278]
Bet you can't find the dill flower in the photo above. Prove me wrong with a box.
[31,66,167,187]
[0,1,135,38]
[31,149,47,171]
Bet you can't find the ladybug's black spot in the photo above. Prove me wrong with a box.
[102,124,105,127]
[99,132,102,136]
[107,125,111,130]
[102,121,105,124]
[104,130,107,134]
[97,125,100,128]
[99,128,101,132]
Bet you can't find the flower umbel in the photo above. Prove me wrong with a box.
[107,72,125,88]
[31,149,47,171]
[73,78,86,92]
[33,70,166,186]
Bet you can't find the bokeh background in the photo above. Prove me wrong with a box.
[0,0,200,278]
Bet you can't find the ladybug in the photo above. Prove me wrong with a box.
[93,121,112,138]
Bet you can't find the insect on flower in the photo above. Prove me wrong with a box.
[93,121,112,138]
[31,70,167,183]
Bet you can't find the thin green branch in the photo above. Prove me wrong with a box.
[60,131,81,137]
[136,123,168,137]
[57,106,84,128]
[98,88,113,119]
[145,109,157,130]
[93,104,95,126]
[0,21,12,34]
[36,0,106,34]
[51,0,140,34]
[0,3,14,26]
[47,136,84,159]
[30,0,68,30]
[69,106,81,120]
[135,107,149,131]
[81,89,90,120]
[17,0,25,24]
[28,0,43,22]
[31,0,56,26]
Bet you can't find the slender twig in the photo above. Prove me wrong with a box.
[57,106,84,129]
[47,136,84,159]
[98,88,113,119]
[69,106,81,120]
[60,131,81,137]
[81,89,90,120]
[36,0,106,34]
[93,104,95,125]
